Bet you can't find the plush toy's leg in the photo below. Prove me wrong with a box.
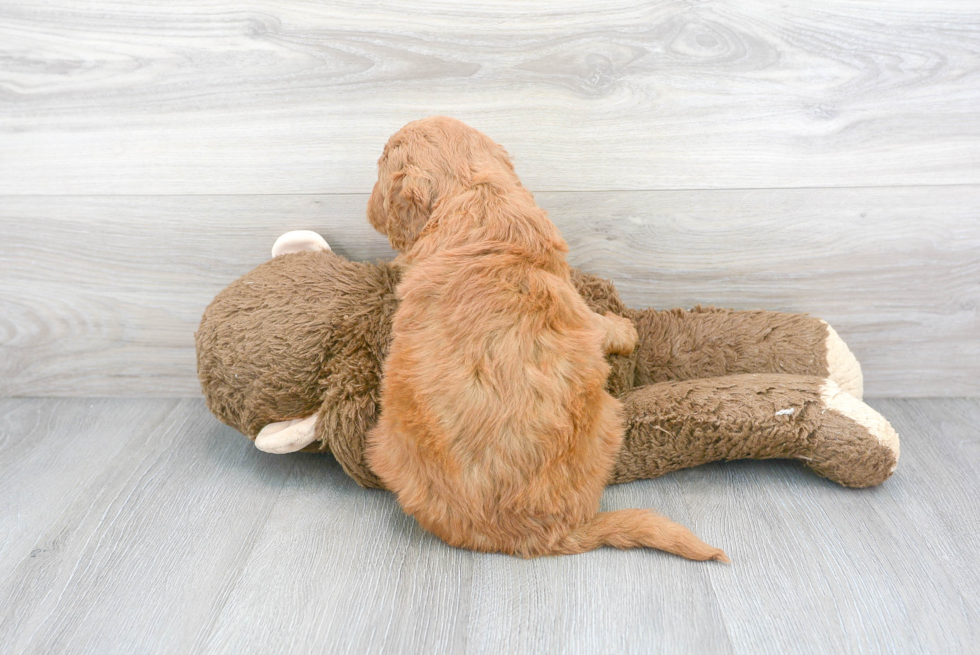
[611,374,898,488]
[271,230,331,257]
[629,307,864,399]
[254,414,320,453]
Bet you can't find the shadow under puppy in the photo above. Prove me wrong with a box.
[365,117,727,561]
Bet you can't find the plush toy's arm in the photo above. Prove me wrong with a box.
[566,271,863,399]
[628,307,864,399]
[312,353,386,489]
[610,373,898,488]
[255,353,387,488]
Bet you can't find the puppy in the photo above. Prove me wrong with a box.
[366,117,727,561]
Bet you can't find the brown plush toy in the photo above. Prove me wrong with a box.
[196,231,899,491]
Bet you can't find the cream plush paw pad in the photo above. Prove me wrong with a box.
[271,230,331,257]
[822,320,864,400]
[254,414,320,453]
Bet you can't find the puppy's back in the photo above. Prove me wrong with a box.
[369,243,620,554]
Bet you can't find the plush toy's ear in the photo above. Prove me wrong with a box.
[254,415,319,454]
[270,230,331,257]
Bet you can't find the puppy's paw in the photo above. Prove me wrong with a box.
[602,312,639,356]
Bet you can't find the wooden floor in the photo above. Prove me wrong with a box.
[1,397,977,653]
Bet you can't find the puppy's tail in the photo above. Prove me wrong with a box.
[553,509,729,562]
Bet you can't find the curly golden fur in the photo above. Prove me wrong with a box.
[365,117,727,561]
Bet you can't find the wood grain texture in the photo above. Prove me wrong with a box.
[871,398,980,620]
[2,188,977,398]
[680,398,980,653]
[202,450,476,654]
[1,0,979,194]
[0,398,297,654]
[1,398,977,653]
[0,398,176,583]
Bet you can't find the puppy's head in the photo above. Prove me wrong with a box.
[367,116,518,252]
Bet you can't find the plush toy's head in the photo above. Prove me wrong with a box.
[367,116,519,252]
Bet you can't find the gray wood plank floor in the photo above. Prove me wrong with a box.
[1,397,977,654]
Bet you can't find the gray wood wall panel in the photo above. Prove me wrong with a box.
[1,1,979,194]
[2,189,977,398]
[2,397,977,653]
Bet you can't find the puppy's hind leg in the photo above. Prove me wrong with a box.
[595,312,639,356]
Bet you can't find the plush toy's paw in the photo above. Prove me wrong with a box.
[254,414,320,453]
[808,379,899,487]
[271,230,331,257]
[821,320,864,400]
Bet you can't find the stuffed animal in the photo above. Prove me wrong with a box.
[196,231,899,490]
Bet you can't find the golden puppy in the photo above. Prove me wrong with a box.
[366,117,727,561]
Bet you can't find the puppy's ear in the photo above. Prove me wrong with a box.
[369,142,436,252]
[384,165,434,251]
